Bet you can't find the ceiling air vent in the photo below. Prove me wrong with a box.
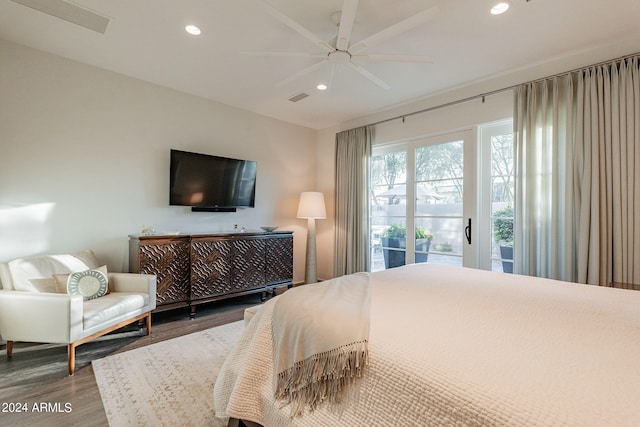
[10,0,110,34]
[288,92,309,103]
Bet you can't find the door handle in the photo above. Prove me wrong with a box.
[464,218,472,244]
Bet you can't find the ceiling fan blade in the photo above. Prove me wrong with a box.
[327,64,337,91]
[335,0,359,51]
[275,59,327,88]
[349,5,439,53]
[345,62,390,90]
[241,51,327,59]
[352,53,434,64]
[257,0,334,53]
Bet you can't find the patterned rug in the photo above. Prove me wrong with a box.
[93,321,244,427]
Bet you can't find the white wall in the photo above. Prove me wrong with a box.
[315,126,339,280]
[0,39,317,283]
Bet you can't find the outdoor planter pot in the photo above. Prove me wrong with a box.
[493,206,514,274]
[381,237,432,269]
[381,224,434,269]
[499,245,513,273]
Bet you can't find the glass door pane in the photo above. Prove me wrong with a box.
[489,131,514,272]
[370,149,407,272]
[415,140,464,267]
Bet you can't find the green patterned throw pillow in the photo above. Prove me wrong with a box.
[67,268,109,301]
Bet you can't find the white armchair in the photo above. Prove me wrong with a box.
[0,250,156,375]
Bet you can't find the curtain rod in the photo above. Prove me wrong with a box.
[366,51,640,128]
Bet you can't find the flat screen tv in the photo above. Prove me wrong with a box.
[170,149,257,212]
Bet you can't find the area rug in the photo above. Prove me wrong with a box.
[93,321,244,427]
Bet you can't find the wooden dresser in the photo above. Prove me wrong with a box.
[129,231,293,317]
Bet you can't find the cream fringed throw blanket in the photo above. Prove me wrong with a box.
[272,272,371,416]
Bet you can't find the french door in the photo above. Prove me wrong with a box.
[370,120,514,272]
[371,130,476,271]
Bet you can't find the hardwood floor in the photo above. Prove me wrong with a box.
[0,294,265,427]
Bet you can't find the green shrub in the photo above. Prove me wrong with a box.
[434,242,453,251]
[382,224,434,241]
[493,206,514,245]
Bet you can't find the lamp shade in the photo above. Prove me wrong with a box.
[297,192,326,219]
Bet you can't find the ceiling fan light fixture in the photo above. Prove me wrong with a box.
[328,50,351,65]
[490,1,510,15]
[185,25,201,35]
[251,1,438,91]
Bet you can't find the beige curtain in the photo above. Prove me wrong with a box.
[575,58,640,285]
[515,56,640,285]
[334,126,372,276]
[514,76,577,281]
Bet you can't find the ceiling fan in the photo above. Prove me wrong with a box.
[244,0,439,90]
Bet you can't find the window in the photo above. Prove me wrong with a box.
[370,146,407,272]
[414,139,465,267]
[479,120,514,272]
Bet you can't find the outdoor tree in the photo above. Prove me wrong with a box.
[491,134,514,204]
[371,151,406,205]
[415,141,464,202]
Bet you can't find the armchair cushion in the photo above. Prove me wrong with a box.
[2,250,100,292]
[83,292,149,330]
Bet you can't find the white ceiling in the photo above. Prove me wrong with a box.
[1,0,639,130]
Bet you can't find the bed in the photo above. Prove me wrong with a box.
[213,263,640,426]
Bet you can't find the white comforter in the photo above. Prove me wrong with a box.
[214,264,640,426]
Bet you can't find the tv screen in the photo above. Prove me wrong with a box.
[170,149,256,209]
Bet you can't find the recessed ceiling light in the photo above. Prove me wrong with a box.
[185,25,201,35]
[490,1,510,15]
[317,83,328,91]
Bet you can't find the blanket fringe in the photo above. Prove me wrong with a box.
[275,340,369,417]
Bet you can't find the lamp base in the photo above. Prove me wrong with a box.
[304,218,317,284]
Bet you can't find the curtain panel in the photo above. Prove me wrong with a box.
[514,76,578,281]
[575,59,640,285]
[334,126,372,277]
[514,56,640,285]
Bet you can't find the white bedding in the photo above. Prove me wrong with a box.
[214,264,640,426]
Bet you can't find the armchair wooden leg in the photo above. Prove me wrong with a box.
[145,313,152,335]
[68,343,76,376]
[6,341,13,357]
